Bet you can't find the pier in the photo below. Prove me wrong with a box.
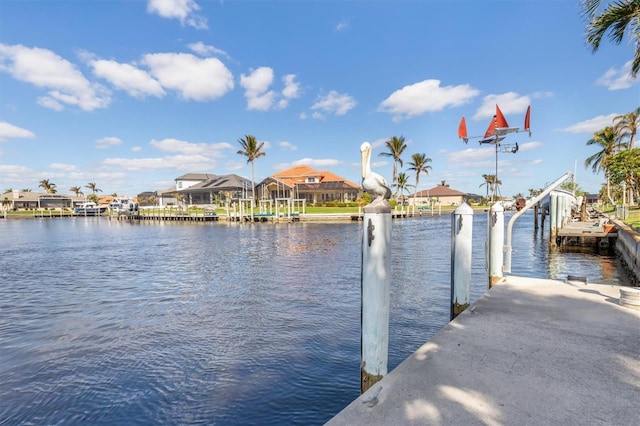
[328,275,640,425]
[557,220,618,249]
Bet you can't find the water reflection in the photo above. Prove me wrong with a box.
[0,213,633,425]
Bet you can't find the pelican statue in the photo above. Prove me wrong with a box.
[360,141,391,203]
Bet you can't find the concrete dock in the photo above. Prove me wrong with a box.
[328,276,639,425]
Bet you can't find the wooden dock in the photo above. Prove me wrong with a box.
[557,220,617,248]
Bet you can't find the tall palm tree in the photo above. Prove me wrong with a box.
[39,179,57,194]
[69,186,83,197]
[378,135,407,198]
[614,107,640,149]
[393,171,414,205]
[85,182,102,203]
[582,0,640,77]
[237,135,266,200]
[85,182,102,196]
[479,174,493,201]
[407,153,432,211]
[479,174,502,202]
[585,126,621,203]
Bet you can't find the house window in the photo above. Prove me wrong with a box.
[177,182,183,189]
[305,177,318,183]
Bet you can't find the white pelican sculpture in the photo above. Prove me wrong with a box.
[360,142,391,203]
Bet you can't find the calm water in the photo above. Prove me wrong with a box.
[0,212,632,425]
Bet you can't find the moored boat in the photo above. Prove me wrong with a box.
[74,202,107,216]
[109,197,139,214]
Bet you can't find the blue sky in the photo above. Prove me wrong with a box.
[0,0,637,199]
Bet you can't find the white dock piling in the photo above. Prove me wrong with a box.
[451,202,473,319]
[488,202,504,288]
[360,200,392,393]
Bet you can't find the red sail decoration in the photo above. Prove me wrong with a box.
[484,104,510,138]
[524,105,531,136]
[495,104,509,129]
[458,116,468,143]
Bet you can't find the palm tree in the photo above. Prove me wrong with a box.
[237,135,266,200]
[479,174,502,202]
[2,196,12,211]
[378,135,407,198]
[585,126,621,203]
[393,171,414,205]
[614,107,640,149]
[407,153,432,211]
[582,0,640,77]
[69,186,84,197]
[85,182,102,196]
[38,179,57,194]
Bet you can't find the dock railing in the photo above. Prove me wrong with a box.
[504,172,572,273]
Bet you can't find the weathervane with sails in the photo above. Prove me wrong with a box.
[457,104,531,201]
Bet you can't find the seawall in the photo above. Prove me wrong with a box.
[611,218,640,285]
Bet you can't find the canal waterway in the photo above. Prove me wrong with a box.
[0,211,633,425]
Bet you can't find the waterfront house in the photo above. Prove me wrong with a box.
[255,165,361,204]
[410,184,467,207]
[158,173,253,207]
[0,190,84,210]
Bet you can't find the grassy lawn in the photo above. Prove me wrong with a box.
[3,203,492,217]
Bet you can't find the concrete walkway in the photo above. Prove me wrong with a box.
[328,276,640,425]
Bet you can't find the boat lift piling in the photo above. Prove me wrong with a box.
[360,200,392,394]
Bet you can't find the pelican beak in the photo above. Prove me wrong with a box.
[361,148,368,178]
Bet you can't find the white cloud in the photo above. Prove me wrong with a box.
[96,136,123,149]
[49,163,78,172]
[310,90,356,118]
[149,138,234,157]
[131,146,142,152]
[562,114,619,133]
[281,74,301,100]
[378,79,478,121]
[596,61,637,90]
[90,59,165,98]
[225,160,246,171]
[335,18,351,31]
[147,0,207,29]
[293,158,343,167]
[0,121,35,142]
[103,154,215,171]
[518,141,543,151]
[0,43,111,111]
[472,92,531,121]
[143,53,234,101]
[448,147,496,165]
[278,141,297,151]
[240,67,276,111]
[531,91,554,99]
[188,42,230,60]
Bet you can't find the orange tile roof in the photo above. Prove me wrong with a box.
[271,165,359,189]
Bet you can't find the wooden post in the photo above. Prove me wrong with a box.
[451,203,473,320]
[488,202,504,288]
[361,199,392,394]
[533,204,539,231]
